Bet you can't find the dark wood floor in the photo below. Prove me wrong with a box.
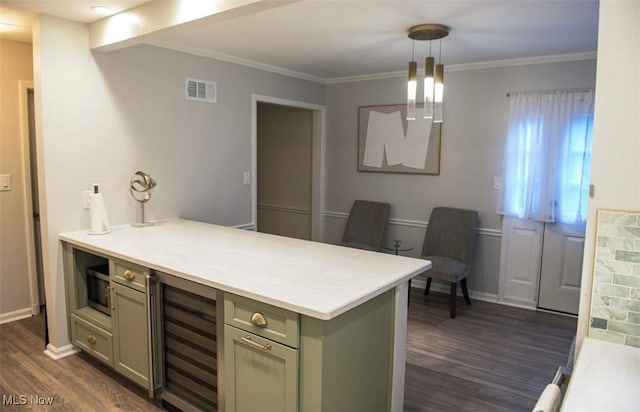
[404,288,576,412]
[0,313,162,411]
[0,291,576,411]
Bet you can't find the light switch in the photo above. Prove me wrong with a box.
[82,190,92,209]
[0,174,11,191]
[492,176,503,190]
[243,171,251,185]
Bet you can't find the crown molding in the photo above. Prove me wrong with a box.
[325,51,597,84]
[144,43,596,86]
[145,41,326,84]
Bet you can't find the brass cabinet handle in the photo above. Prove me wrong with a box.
[123,270,135,281]
[241,335,271,351]
[250,312,268,327]
[87,334,97,345]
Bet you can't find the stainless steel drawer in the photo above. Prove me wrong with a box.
[224,293,299,348]
[71,313,113,367]
[110,259,149,292]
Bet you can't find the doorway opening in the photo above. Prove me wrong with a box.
[19,81,45,316]
[251,95,326,241]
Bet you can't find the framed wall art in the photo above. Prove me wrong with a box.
[358,104,441,175]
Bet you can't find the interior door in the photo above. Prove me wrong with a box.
[498,217,544,308]
[537,222,584,314]
[257,103,313,240]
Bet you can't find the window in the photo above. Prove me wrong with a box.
[557,113,593,224]
[497,90,594,225]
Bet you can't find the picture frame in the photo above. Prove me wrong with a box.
[358,104,441,175]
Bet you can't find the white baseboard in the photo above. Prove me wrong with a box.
[44,343,80,360]
[234,222,254,230]
[410,278,499,303]
[496,296,537,310]
[31,303,41,315]
[0,307,33,325]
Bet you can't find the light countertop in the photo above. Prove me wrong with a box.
[561,337,640,411]
[59,218,430,320]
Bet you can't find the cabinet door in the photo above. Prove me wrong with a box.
[111,282,149,388]
[224,325,298,412]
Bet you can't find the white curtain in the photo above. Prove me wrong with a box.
[497,89,594,224]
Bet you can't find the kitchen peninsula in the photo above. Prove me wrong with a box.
[60,218,430,411]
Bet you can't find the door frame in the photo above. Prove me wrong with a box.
[251,95,326,241]
[18,80,41,315]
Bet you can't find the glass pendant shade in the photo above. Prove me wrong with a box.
[423,56,435,119]
[407,23,448,123]
[434,63,444,123]
[407,61,417,120]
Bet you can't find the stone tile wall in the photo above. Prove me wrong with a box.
[590,209,640,347]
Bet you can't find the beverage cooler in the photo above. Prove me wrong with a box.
[149,272,223,411]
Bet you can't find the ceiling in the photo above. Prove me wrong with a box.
[0,0,150,42]
[1,0,599,81]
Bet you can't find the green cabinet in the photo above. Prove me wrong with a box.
[63,243,151,393]
[223,291,395,412]
[64,241,398,412]
[224,325,298,411]
[224,293,300,411]
[111,281,149,388]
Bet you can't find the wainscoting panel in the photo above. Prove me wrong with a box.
[257,203,311,240]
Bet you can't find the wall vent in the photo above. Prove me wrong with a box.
[185,78,217,103]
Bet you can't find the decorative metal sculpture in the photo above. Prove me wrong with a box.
[130,171,157,227]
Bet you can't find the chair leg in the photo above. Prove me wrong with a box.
[461,278,471,304]
[424,278,432,295]
[449,282,457,318]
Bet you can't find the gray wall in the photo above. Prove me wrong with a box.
[324,59,597,297]
[34,15,324,349]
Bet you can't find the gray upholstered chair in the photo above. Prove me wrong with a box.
[420,207,478,318]
[339,200,390,252]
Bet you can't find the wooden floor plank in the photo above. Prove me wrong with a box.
[1,289,575,412]
[0,313,163,411]
[404,289,576,412]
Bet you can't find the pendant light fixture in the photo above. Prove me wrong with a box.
[424,53,435,119]
[407,24,449,122]
[407,41,417,120]
[434,39,445,123]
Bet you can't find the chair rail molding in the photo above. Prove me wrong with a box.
[258,203,312,216]
[323,210,502,237]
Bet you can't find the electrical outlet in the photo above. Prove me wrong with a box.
[82,190,92,209]
[243,171,251,185]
